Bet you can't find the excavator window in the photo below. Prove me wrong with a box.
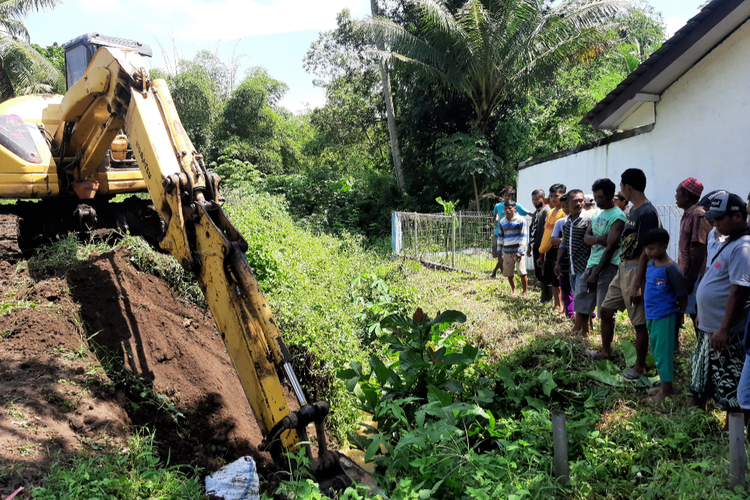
[64,44,91,90]
[63,33,153,90]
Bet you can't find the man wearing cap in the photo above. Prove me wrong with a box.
[691,193,750,417]
[675,178,712,334]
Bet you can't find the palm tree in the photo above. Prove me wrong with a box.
[370,0,405,191]
[0,0,64,100]
[367,0,630,136]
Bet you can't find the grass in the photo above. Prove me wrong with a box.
[30,432,204,500]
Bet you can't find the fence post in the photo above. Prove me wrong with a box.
[451,214,456,268]
[391,212,400,255]
[552,411,569,485]
[729,412,746,488]
[413,216,418,260]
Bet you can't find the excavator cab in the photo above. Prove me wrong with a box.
[62,33,153,89]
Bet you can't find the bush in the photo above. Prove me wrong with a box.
[222,189,414,435]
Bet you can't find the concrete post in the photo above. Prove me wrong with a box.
[729,412,746,488]
[552,411,569,485]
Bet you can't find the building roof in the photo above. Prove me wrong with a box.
[581,0,750,130]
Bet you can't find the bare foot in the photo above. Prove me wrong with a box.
[644,392,670,403]
[523,293,528,298]
[647,387,661,395]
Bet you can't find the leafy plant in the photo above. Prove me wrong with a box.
[31,432,203,499]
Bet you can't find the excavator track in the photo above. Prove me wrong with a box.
[0,213,22,262]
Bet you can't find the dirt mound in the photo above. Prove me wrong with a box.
[0,248,287,497]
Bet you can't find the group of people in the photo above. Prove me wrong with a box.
[492,169,750,422]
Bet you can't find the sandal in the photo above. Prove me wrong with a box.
[621,368,643,380]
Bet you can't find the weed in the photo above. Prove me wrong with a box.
[0,299,36,316]
[18,442,40,457]
[62,344,89,361]
[121,235,205,306]
[4,401,28,422]
[31,431,203,499]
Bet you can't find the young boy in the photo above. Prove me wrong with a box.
[497,200,528,297]
[642,228,689,403]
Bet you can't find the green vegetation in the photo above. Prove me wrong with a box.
[0,0,64,99]
[31,432,204,500]
[12,191,747,500]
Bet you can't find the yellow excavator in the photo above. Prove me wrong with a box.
[0,33,365,491]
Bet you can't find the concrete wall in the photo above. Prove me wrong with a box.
[518,17,750,208]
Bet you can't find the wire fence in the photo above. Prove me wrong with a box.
[391,205,684,274]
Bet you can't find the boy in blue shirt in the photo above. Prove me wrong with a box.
[491,187,530,278]
[642,228,688,403]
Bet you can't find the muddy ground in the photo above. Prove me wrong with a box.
[0,247,297,498]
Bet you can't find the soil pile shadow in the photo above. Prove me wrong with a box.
[65,249,271,469]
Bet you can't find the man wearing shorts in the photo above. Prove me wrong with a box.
[491,187,530,278]
[594,169,660,379]
[574,179,626,338]
[497,200,528,296]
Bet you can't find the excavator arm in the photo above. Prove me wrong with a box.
[54,46,360,489]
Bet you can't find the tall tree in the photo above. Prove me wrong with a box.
[370,0,404,191]
[0,0,63,100]
[367,0,628,136]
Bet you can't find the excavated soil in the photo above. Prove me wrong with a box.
[0,247,296,498]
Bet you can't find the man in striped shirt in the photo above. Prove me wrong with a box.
[498,201,529,296]
[556,190,593,334]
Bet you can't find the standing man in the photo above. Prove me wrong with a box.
[497,200,529,297]
[615,192,631,216]
[538,184,567,313]
[691,193,750,418]
[593,169,660,379]
[551,194,574,317]
[556,190,593,333]
[491,187,530,278]
[575,179,626,338]
[735,191,750,429]
[675,178,712,333]
[528,189,550,301]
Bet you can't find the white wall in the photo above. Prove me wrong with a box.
[518,17,750,208]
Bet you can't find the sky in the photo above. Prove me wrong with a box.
[25,0,704,113]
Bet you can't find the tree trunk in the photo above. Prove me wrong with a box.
[472,174,480,212]
[371,0,405,191]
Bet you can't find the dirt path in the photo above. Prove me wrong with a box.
[0,248,286,497]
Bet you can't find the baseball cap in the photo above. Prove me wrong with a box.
[697,189,729,209]
[584,195,595,205]
[701,193,747,219]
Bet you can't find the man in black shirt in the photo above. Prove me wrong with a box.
[591,169,661,380]
[528,189,551,302]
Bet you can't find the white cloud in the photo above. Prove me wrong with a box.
[77,0,122,12]
[135,0,369,41]
[664,14,693,39]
